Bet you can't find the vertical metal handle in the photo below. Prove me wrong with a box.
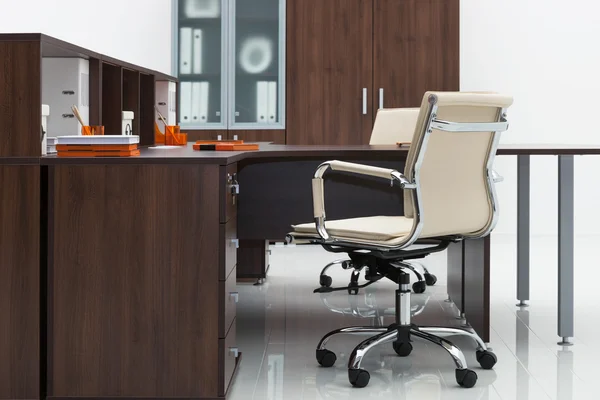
[230,238,239,249]
[217,134,222,141]
[229,292,239,303]
[379,88,384,109]
[229,347,239,358]
[233,134,238,140]
[362,88,367,115]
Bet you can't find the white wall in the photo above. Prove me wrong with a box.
[461,0,600,235]
[0,0,172,74]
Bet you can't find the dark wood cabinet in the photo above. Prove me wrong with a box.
[373,0,460,110]
[287,0,374,145]
[287,0,460,145]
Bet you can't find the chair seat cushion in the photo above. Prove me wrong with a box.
[292,216,414,242]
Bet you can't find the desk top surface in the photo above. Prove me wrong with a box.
[34,142,600,166]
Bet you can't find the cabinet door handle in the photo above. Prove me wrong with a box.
[229,347,239,358]
[362,88,367,115]
[229,292,239,303]
[230,238,239,249]
[379,88,384,109]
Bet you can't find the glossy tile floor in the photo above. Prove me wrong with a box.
[228,235,599,399]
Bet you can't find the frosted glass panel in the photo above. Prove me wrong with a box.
[233,0,283,125]
[177,0,225,126]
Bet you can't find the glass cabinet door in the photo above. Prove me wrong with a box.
[175,0,227,128]
[229,0,285,129]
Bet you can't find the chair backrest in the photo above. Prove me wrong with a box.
[369,108,420,145]
[403,92,513,239]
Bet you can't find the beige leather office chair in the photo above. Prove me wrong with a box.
[286,91,513,389]
[317,107,437,295]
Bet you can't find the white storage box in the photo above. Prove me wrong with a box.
[122,111,134,135]
[41,104,50,155]
[155,81,177,129]
[42,57,89,137]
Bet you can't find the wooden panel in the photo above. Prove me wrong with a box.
[219,266,237,338]
[237,240,269,280]
[101,63,123,135]
[139,74,155,146]
[287,0,373,145]
[218,318,237,396]
[220,163,238,224]
[463,237,491,342]
[48,164,221,398]
[373,0,459,109]
[89,57,102,126]
[237,158,405,240]
[227,130,286,144]
[447,240,464,312]
[186,130,227,142]
[122,69,140,136]
[0,40,42,157]
[219,217,237,281]
[0,165,40,399]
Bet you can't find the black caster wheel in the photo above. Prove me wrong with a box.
[424,273,437,286]
[455,368,478,388]
[412,281,426,294]
[348,282,359,295]
[316,349,337,367]
[319,275,333,288]
[348,368,370,388]
[476,350,497,370]
[392,341,413,357]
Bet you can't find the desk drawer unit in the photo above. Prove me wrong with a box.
[221,163,238,223]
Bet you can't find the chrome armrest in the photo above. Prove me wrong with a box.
[491,169,504,183]
[312,160,415,241]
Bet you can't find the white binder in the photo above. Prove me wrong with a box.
[267,81,277,123]
[179,28,192,74]
[256,81,268,123]
[199,81,209,123]
[192,29,203,74]
[180,82,192,124]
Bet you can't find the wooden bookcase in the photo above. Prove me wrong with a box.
[0,33,176,400]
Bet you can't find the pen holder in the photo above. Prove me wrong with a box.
[81,125,104,136]
[165,125,188,146]
[154,122,165,144]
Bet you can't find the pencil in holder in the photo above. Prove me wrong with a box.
[81,125,105,136]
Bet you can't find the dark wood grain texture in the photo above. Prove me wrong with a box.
[101,63,123,135]
[285,0,324,145]
[186,131,229,142]
[89,58,103,126]
[463,237,491,342]
[287,0,373,145]
[0,165,40,399]
[374,0,459,109]
[237,240,270,280]
[122,69,141,136]
[0,40,42,157]
[48,164,222,398]
[446,240,464,312]
[139,74,156,146]
[227,130,286,144]
[322,0,373,144]
[218,319,237,396]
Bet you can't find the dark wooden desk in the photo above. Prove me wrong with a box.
[3,142,593,399]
